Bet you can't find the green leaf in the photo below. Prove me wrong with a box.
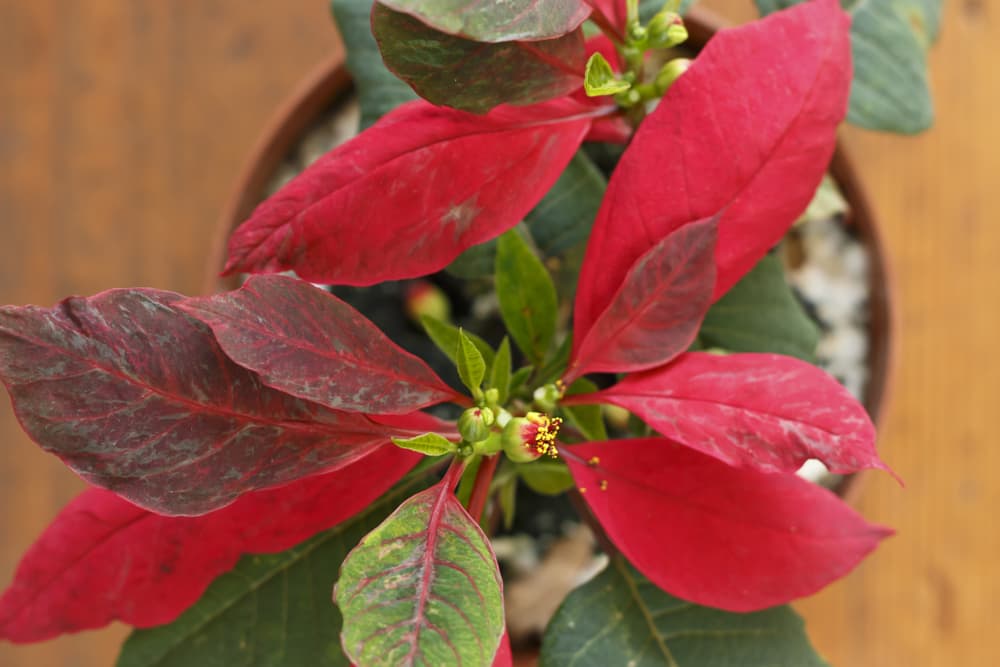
[489,337,513,405]
[796,174,848,225]
[457,328,487,392]
[372,4,585,114]
[117,475,432,667]
[497,476,517,530]
[392,433,457,456]
[563,378,608,441]
[698,253,820,362]
[335,477,505,666]
[536,334,573,385]
[496,230,558,365]
[331,0,418,129]
[518,460,574,496]
[756,0,941,134]
[421,315,495,369]
[509,366,534,395]
[540,557,829,667]
[377,0,590,41]
[448,151,606,279]
[584,52,631,96]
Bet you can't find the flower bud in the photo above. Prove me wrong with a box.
[404,280,451,325]
[532,383,563,411]
[458,407,494,443]
[501,412,562,463]
[655,58,692,95]
[647,12,688,49]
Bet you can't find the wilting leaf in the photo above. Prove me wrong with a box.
[584,52,629,96]
[0,446,420,643]
[378,0,591,41]
[573,0,851,346]
[541,556,828,666]
[567,217,717,381]
[224,98,596,286]
[0,289,439,515]
[331,0,417,128]
[757,0,941,133]
[568,352,891,476]
[563,438,891,610]
[335,472,505,666]
[496,230,559,365]
[116,468,432,667]
[374,4,585,114]
[179,275,458,414]
[698,253,820,361]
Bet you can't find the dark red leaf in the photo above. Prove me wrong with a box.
[178,275,459,414]
[567,352,894,477]
[563,438,892,611]
[224,98,601,286]
[373,3,586,114]
[566,217,717,382]
[0,289,446,515]
[573,0,851,344]
[0,445,419,643]
[378,0,591,42]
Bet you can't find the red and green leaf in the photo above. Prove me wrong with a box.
[563,438,892,611]
[224,98,600,286]
[0,446,420,643]
[373,3,585,114]
[573,0,852,345]
[566,216,717,381]
[377,0,590,42]
[178,275,458,414]
[0,289,445,515]
[335,465,505,666]
[568,352,892,477]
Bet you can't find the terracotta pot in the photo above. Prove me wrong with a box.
[207,7,895,504]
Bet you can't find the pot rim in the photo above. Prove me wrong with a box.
[208,6,896,503]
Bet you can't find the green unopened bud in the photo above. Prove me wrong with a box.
[647,11,687,49]
[484,387,500,408]
[655,58,692,94]
[458,407,494,443]
[628,23,648,45]
[532,382,564,412]
[501,412,562,463]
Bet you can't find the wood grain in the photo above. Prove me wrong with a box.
[1,0,996,665]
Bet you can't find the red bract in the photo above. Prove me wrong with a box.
[178,275,461,414]
[0,445,420,643]
[573,0,852,347]
[0,287,456,515]
[223,97,604,286]
[563,440,892,611]
[555,0,893,611]
[567,351,892,477]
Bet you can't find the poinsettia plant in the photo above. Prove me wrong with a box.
[0,0,939,664]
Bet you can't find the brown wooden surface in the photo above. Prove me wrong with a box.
[0,1,996,665]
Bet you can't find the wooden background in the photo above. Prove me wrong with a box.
[0,0,995,665]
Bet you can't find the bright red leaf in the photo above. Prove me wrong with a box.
[567,351,893,476]
[224,98,603,286]
[573,0,852,345]
[178,275,459,414]
[0,445,420,643]
[563,438,892,611]
[566,217,717,382]
[583,0,627,40]
[0,289,445,515]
